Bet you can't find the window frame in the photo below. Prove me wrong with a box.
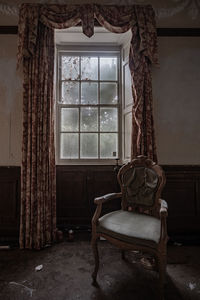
[56,45,122,165]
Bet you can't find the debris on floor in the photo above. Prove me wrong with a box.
[188,282,196,290]
[0,245,10,250]
[0,238,199,300]
[56,229,64,242]
[140,257,155,270]
[68,229,74,242]
[9,281,35,297]
[35,264,43,271]
[173,242,182,246]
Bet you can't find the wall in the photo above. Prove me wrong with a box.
[0,35,22,166]
[0,1,200,165]
[0,0,200,27]
[153,37,200,165]
[0,1,200,241]
[1,35,199,165]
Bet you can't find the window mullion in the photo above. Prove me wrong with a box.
[98,56,100,159]
[79,55,81,159]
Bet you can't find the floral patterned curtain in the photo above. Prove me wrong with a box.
[18,3,158,249]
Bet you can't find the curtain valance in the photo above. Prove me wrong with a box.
[17,4,158,66]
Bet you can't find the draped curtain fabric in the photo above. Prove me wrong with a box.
[17,3,158,249]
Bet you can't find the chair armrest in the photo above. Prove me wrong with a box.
[92,192,122,228]
[159,199,168,243]
[159,198,168,217]
[159,199,168,209]
[94,192,122,205]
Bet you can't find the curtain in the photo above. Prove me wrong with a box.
[18,5,57,249]
[17,3,158,249]
[129,6,158,162]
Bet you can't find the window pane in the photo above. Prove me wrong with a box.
[81,82,98,104]
[60,133,78,159]
[61,108,79,132]
[81,107,98,132]
[100,83,118,104]
[61,82,79,104]
[61,56,79,80]
[100,133,118,158]
[100,57,117,81]
[80,133,98,158]
[81,57,98,80]
[100,108,118,132]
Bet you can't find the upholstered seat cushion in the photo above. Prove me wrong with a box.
[97,210,161,247]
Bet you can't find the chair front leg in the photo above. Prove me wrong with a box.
[91,236,99,284]
[157,250,167,297]
[91,203,102,284]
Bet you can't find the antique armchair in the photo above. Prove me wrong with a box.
[91,156,168,293]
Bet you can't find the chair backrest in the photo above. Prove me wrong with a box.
[117,156,166,216]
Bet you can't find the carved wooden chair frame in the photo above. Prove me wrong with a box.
[91,155,168,295]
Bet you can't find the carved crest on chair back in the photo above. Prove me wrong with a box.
[117,156,166,214]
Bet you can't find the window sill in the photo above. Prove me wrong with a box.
[56,159,121,166]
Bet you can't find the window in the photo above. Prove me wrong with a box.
[56,47,121,163]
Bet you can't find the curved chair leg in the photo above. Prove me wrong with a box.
[91,236,99,283]
[157,252,167,298]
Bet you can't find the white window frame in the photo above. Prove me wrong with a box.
[56,45,122,165]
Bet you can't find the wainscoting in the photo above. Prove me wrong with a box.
[0,167,20,241]
[56,165,120,228]
[0,165,200,242]
[162,165,200,241]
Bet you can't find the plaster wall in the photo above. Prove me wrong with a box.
[0,0,199,165]
[153,37,200,165]
[0,0,200,27]
[0,35,22,166]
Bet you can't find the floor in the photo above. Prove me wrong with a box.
[0,233,200,300]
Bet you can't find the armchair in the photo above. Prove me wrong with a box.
[91,156,168,294]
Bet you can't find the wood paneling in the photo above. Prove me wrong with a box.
[162,165,200,237]
[56,167,88,225]
[87,168,121,216]
[0,26,18,34]
[56,165,200,241]
[0,167,20,240]
[0,165,200,242]
[56,165,120,227]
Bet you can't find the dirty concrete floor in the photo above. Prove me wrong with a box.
[0,234,200,300]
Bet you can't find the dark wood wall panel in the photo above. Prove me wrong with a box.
[162,166,200,237]
[56,167,88,225]
[84,168,121,217]
[0,165,200,242]
[0,167,20,240]
[56,165,120,227]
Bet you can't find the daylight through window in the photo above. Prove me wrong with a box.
[57,49,120,161]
